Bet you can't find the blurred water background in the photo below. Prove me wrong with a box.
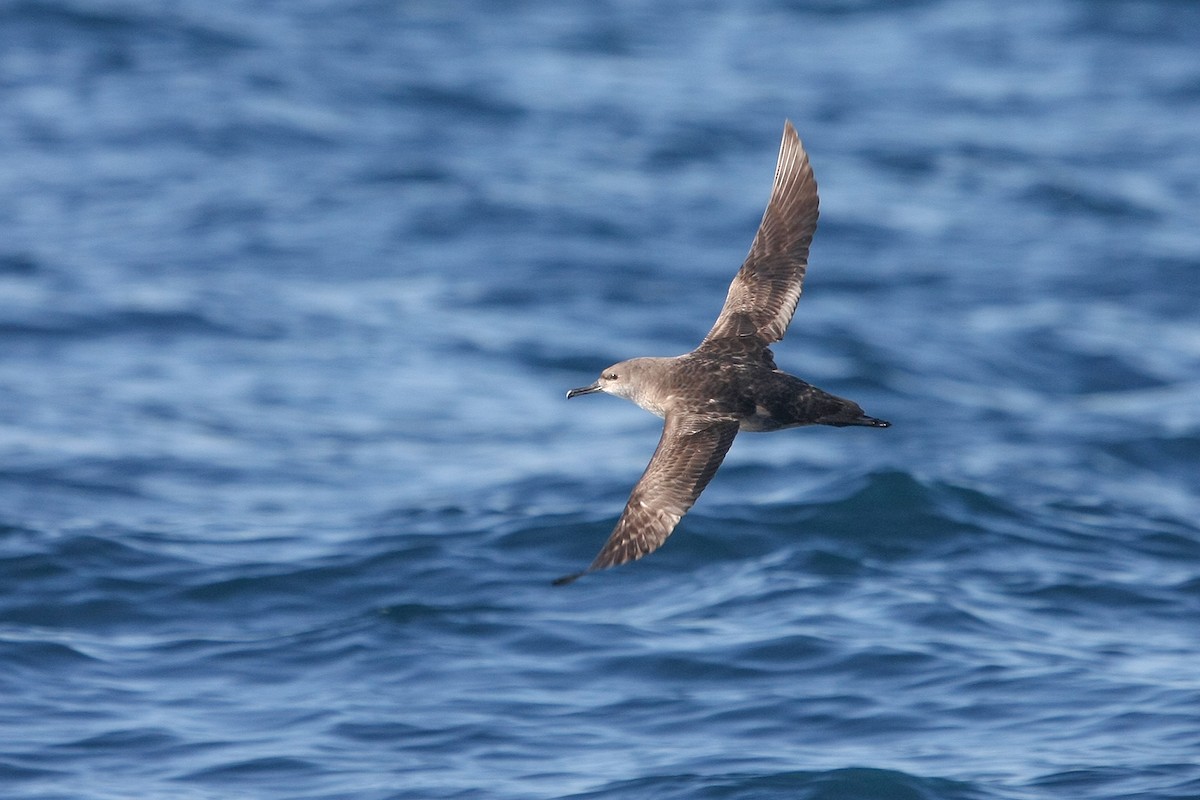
[2,1,1199,798]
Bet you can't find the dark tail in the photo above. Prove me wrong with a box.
[835,413,890,428]
[815,393,890,428]
[768,375,889,430]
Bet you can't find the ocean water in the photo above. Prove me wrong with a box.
[2,1,1199,798]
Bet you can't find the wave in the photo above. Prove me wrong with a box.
[0,308,282,342]
[566,766,993,800]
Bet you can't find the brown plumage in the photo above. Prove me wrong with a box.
[555,121,889,586]
[703,120,818,346]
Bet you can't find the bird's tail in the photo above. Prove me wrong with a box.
[809,390,889,428]
[835,413,890,428]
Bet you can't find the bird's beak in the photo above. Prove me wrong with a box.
[566,381,601,399]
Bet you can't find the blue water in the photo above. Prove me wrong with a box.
[2,1,1199,798]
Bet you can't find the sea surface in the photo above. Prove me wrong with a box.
[2,1,1199,798]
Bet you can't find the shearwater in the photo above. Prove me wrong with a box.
[555,121,889,586]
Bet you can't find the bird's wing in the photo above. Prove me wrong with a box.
[702,120,818,347]
[553,415,740,585]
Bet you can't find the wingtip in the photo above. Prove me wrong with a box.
[775,120,810,177]
[551,571,586,587]
[782,119,801,145]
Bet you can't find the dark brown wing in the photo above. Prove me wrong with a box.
[702,120,818,346]
[553,415,739,585]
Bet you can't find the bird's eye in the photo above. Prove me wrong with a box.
[603,372,617,381]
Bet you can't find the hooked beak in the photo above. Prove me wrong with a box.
[566,381,602,399]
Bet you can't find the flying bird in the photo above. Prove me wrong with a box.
[556,121,889,585]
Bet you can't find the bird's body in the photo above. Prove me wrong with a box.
[593,346,878,432]
[556,121,888,585]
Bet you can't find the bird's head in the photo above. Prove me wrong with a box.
[566,358,663,406]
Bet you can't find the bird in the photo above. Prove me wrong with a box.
[554,121,889,586]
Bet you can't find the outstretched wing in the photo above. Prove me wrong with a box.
[554,415,739,585]
[702,120,819,346]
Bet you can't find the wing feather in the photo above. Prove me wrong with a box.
[553,416,739,584]
[702,120,818,346]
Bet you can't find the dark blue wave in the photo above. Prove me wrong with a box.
[0,309,283,342]
[565,767,993,800]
